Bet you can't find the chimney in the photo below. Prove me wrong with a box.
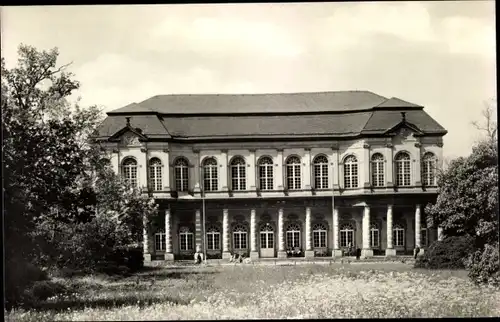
[401,112,406,122]
[126,117,131,126]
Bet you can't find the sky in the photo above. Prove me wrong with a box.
[1,1,496,159]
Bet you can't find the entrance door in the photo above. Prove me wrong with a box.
[259,224,275,258]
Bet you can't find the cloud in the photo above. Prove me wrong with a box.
[147,16,304,58]
[440,16,496,57]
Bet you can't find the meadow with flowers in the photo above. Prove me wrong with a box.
[5,261,500,321]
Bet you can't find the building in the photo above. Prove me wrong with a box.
[93,91,447,261]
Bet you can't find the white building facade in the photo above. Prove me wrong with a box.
[94,91,447,261]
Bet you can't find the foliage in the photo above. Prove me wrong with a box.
[2,44,158,308]
[414,236,476,269]
[425,139,498,248]
[466,243,500,287]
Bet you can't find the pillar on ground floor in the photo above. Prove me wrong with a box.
[278,207,286,258]
[385,204,396,257]
[437,226,444,241]
[415,204,422,258]
[305,207,314,258]
[195,209,202,253]
[222,209,231,259]
[332,206,342,257]
[250,208,259,259]
[361,205,373,258]
[164,209,174,260]
[143,215,151,262]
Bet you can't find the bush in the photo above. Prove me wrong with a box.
[28,280,69,301]
[415,235,476,269]
[466,243,500,286]
[4,256,48,309]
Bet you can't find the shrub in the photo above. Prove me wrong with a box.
[466,243,500,286]
[415,235,476,269]
[28,280,69,301]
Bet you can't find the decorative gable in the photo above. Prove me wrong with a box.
[120,131,143,147]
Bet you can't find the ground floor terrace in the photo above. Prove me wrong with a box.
[144,194,442,261]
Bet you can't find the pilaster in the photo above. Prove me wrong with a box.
[248,149,256,190]
[222,209,231,259]
[362,205,373,258]
[331,147,340,190]
[305,207,314,258]
[304,148,311,189]
[276,149,284,190]
[332,206,342,257]
[250,209,258,259]
[385,204,396,257]
[164,209,174,260]
[193,149,201,193]
[385,143,394,188]
[363,143,371,188]
[277,207,286,258]
[221,150,228,191]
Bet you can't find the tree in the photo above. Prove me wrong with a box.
[426,99,499,248]
[471,98,497,143]
[2,44,158,306]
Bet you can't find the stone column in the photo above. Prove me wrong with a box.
[386,143,394,188]
[415,204,422,257]
[143,214,151,262]
[164,209,174,260]
[362,205,373,258]
[305,207,314,257]
[195,209,202,253]
[332,207,342,257]
[437,227,444,241]
[385,204,396,256]
[277,207,286,258]
[222,209,231,259]
[250,208,258,259]
[221,150,228,191]
[304,148,311,189]
[276,149,284,190]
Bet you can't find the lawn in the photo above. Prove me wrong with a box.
[5,261,500,320]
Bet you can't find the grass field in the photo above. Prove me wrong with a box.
[5,262,500,320]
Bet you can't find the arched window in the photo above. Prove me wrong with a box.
[343,155,358,189]
[179,226,194,251]
[174,157,189,192]
[258,157,274,191]
[260,223,274,249]
[312,223,327,248]
[395,152,411,186]
[286,223,301,248]
[370,223,380,248]
[206,225,220,250]
[233,224,248,249]
[203,158,218,192]
[393,224,405,247]
[148,158,162,191]
[155,230,166,251]
[230,157,246,191]
[313,155,329,190]
[340,223,354,248]
[422,152,437,186]
[286,156,301,190]
[371,153,385,187]
[122,158,138,187]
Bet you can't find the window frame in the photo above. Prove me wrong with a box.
[174,157,190,192]
[155,232,166,251]
[339,223,355,248]
[395,152,411,187]
[343,155,358,189]
[393,224,405,247]
[285,156,302,190]
[286,223,301,248]
[258,156,274,191]
[179,226,194,251]
[203,157,218,192]
[313,155,329,190]
[371,153,385,187]
[122,157,138,188]
[148,157,162,191]
[230,157,247,191]
[422,152,437,186]
[312,223,327,248]
[206,225,221,251]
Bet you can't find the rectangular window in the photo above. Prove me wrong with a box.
[207,233,220,250]
[370,229,379,248]
[313,231,327,248]
[175,167,189,191]
[180,233,194,251]
[233,232,247,249]
[393,230,405,247]
[260,232,273,249]
[286,232,300,248]
[155,233,166,251]
[340,230,354,248]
